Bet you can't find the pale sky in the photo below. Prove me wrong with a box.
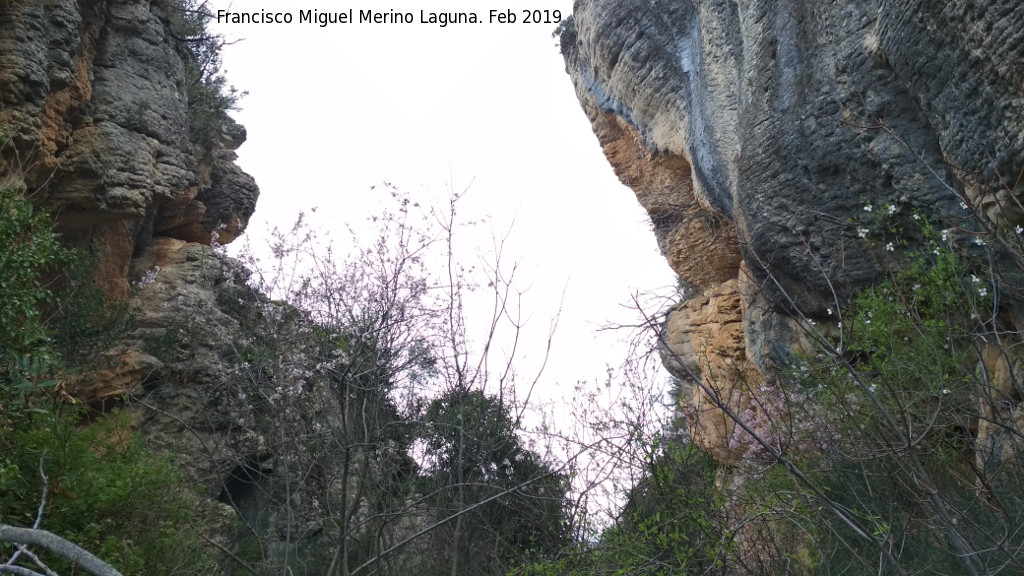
[207,0,678,415]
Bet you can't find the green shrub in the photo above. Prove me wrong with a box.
[759,214,1024,575]
[0,185,73,360]
[166,0,246,154]
[0,183,211,574]
[0,409,215,575]
[512,442,723,576]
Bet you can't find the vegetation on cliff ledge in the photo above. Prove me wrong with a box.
[0,181,214,575]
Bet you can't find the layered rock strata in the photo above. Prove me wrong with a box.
[0,0,308,564]
[561,0,1024,460]
[0,0,257,301]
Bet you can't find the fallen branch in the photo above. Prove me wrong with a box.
[0,525,124,576]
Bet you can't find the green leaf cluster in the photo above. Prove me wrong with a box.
[0,180,212,574]
[0,185,73,360]
[0,409,214,575]
[513,443,724,576]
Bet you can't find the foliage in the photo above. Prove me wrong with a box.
[418,389,571,576]
[513,442,722,576]
[0,409,214,575]
[0,186,74,362]
[719,211,1024,575]
[514,193,1024,576]
[165,0,246,154]
[213,188,572,576]
[0,182,211,575]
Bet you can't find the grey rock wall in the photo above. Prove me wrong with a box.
[0,0,258,298]
[561,0,1024,458]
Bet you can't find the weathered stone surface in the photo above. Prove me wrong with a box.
[70,345,163,409]
[587,107,741,289]
[975,340,1024,474]
[0,0,268,565]
[0,0,258,297]
[660,275,769,462]
[126,239,417,568]
[563,0,1024,460]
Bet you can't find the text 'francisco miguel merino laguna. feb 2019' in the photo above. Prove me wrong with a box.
[215,8,564,28]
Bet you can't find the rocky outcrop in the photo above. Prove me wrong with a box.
[0,0,257,301]
[561,0,1024,458]
[0,0,286,567]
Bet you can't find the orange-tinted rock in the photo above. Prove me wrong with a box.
[70,346,162,409]
[587,106,741,290]
[661,277,766,462]
[0,0,258,283]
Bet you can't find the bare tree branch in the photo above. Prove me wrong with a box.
[0,525,124,576]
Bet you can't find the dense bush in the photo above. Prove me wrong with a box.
[512,442,723,576]
[0,181,213,575]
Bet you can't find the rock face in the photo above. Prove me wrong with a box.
[0,0,312,566]
[561,0,1024,459]
[1,4,422,569]
[0,0,258,301]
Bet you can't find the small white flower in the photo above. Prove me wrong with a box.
[912,214,921,221]
[970,313,978,320]
[808,319,816,326]
[827,308,833,315]
[933,248,941,256]
[941,229,949,242]
[837,322,843,328]
[886,242,894,251]
[869,384,878,393]
[942,389,951,395]
[887,204,897,215]
[913,284,922,291]
[960,201,968,210]
[974,236,986,246]
[858,228,869,238]
[979,288,988,297]
[971,275,980,283]
[865,319,871,325]
[864,204,873,212]
[1016,225,1023,235]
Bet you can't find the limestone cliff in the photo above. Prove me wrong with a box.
[560,0,1024,461]
[1,4,430,570]
[0,0,258,301]
[0,0,312,565]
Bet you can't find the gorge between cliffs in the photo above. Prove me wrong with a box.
[3,1,1024,575]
